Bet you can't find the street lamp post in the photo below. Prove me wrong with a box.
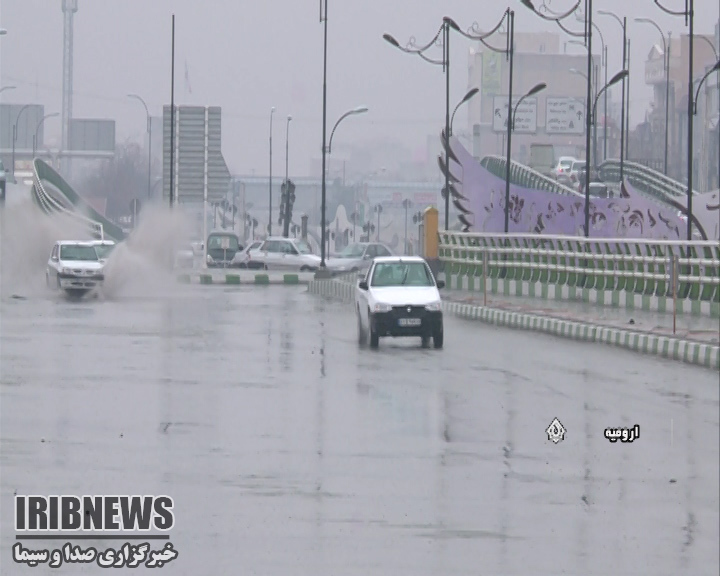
[450,88,480,134]
[269,107,275,236]
[522,0,592,236]
[11,103,33,180]
[0,85,16,95]
[402,198,413,255]
[384,20,451,230]
[634,18,670,176]
[593,70,629,181]
[33,113,59,157]
[654,0,694,239]
[321,105,368,264]
[318,0,331,272]
[128,94,152,200]
[374,204,383,241]
[695,37,719,193]
[284,115,292,238]
[598,10,627,179]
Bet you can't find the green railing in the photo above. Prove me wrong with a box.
[31,158,126,242]
[597,159,699,207]
[480,155,584,198]
[438,231,720,305]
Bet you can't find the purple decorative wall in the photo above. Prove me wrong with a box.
[447,136,719,240]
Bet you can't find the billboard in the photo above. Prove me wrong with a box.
[481,51,502,96]
[492,96,538,133]
[546,97,586,135]
[68,119,116,151]
[162,106,231,203]
[0,104,45,150]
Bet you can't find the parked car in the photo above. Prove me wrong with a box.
[568,160,586,186]
[355,256,445,349]
[206,231,242,268]
[247,237,321,271]
[325,242,393,276]
[553,156,576,183]
[46,241,105,298]
[231,240,264,268]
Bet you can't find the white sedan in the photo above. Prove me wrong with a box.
[46,241,105,298]
[355,256,445,349]
[247,237,321,271]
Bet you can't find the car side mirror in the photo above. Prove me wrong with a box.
[436,280,445,289]
[358,280,368,290]
[363,254,371,259]
[51,256,58,262]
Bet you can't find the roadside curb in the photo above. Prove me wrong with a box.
[444,301,719,370]
[307,278,720,370]
[177,272,311,285]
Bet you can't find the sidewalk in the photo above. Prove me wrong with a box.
[443,289,719,346]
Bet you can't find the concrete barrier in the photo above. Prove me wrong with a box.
[177,271,313,285]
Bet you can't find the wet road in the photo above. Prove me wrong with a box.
[1,285,718,575]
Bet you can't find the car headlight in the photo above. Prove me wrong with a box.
[206,255,213,262]
[61,267,73,275]
[373,303,392,312]
[425,302,442,311]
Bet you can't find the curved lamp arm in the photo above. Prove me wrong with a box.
[653,0,689,18]
[328,107,369,154]
[597,10,623,29]
[593,70,628,124]
[383,22,444,57]
[520,0,582,22]
[445,12,511,55]
[693,60,720,115]
[512,82,547,129]
[450,88,480,132]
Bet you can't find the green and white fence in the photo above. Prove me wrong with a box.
[438,232,720,317]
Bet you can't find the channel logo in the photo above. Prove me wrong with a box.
[13,495,178,569]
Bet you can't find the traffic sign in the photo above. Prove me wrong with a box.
[546,97,585,134]
[492,96,538,133]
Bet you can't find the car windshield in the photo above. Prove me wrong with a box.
[94,244,115,259]
[560,160,572,168]
[572,161,586,170]
[371,262,433,287]
[60,245,99,261]
[338,243,366,258]
[207,235,239,250]
[295,240,312,254]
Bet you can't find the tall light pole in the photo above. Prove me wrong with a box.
[169,14,176,210]
[318,0,330,273]
[322,105,369,262]
[693,59,720,196]
[695,36,719,192]
[635,18,670,176]
[522,0,591,236]
[402,198,413,255]
[11,103,33,180]
[33,112,59,157]
[128,94,152,199]
[384,20,451,229]
[444,12,513,233]
[654,0,694,240]
[598,10,627,180]
[284,114,292,238]
[269,107,275,236]
[592,70,629,180]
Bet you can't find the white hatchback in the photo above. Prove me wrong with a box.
[248,237,321,271]
[355,256,445,349]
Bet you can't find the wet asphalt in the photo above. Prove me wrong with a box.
[1,282,718,575]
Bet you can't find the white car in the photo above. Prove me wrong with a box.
[247,237,321,271]
[46,241,105,297]
[355,256,445,349]
[231,240,264,268]
[88,239,116,263]
[553,156,576,182]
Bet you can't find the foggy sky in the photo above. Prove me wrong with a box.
[1,0,718,177]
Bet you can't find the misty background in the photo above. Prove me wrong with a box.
[2,0,718,179]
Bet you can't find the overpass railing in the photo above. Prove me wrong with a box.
[597,159,699,206]
[438,231,720,305]
[480,155,584,198]
[31,158,125,241]
[32,164,104,240]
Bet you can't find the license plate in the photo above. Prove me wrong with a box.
[398,318,421,327]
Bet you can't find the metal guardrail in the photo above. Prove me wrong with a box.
[597,159,699,206]
[32,166,104,240]
[31,158,126,241]
[438,231,720,303]
[480,155,584,198]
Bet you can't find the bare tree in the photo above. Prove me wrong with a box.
[79,142,147,219]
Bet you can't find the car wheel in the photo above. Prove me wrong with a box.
[368,312,379,349]
[56,275,61,290]
[238,263,247,269]
[433,326,444,349]
[300,265,310,272]
[357,308,367,346]
[263,264,268,271]
[421,335,431,348]
[46,272,50,288]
